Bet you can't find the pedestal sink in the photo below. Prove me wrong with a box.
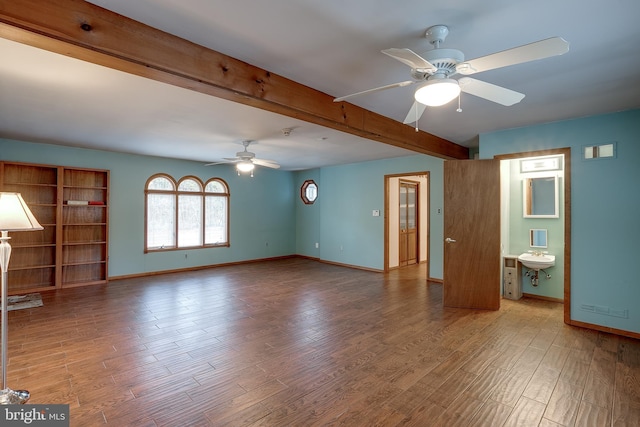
[518,253,555,270]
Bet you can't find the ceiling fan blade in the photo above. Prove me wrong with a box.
[253,158,281,169]
[333,80,416,102]
[457,37,569,75]
[205,159,238,166]
[403,101,427,124]
[382,48,436,72]
[458,77,525,106]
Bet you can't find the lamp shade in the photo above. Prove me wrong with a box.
[236,160,255,172]
[0,193,43,232]
[414,78,461,107]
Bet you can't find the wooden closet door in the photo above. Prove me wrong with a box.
[443,159,500,310]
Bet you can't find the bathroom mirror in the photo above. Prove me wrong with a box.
[523,175,559,218]
[530,229,548,248]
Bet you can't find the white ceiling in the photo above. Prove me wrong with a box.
[1,0,639,170]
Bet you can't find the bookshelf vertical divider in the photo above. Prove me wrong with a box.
[0,161,109,294]
[55,166,64,289]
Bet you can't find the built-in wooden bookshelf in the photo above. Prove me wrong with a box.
[0,161,109,294]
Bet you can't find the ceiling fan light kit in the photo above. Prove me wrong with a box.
[334,24,569,123]
[236,160,255,172]
[414,78,460,107]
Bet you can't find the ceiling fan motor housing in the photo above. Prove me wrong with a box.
[237,151,255,159]
[423,48,465,78]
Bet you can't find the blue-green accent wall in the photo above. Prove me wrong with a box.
[5,108,637,335]
[480,109,640,334]
[294,169,321,259]
[0,139,296,277]
[295,155,444,276]
[1,139,445,279]
[5,107,636,336]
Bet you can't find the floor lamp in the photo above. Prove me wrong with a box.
[0,193,43,404]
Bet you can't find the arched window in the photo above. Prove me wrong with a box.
[146,174,177,250]
[204,179,229,245]
[145,174,229,252]
[177,177,204,247]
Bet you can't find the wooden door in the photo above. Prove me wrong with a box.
[443,159,500,310]
[399,180,418,266]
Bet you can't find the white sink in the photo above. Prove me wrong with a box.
[518,253,555,270]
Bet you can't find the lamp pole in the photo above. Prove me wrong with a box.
[0,192,43,404]
[0,231,30,404]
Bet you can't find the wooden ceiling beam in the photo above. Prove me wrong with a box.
[0,0,469,160]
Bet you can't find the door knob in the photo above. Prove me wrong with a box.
[445,238,457,243]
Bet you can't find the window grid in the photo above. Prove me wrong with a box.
[145,174,229,252]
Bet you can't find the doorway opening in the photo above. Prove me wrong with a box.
[384,172,430,276]
[496,148,571,323]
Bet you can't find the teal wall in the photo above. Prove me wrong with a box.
[6,107,637,336]
[295,155,444,276]
[0,139,296,277]
[294,169,321,259]
[1,139,445,279]
[481,109,640,334]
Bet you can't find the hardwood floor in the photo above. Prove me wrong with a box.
[6,258,640,426]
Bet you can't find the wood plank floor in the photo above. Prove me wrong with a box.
[6,258,640,426]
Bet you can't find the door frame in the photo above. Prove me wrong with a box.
[384,171,430,276]
[495,148,571,324]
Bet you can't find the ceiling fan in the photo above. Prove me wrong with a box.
[333,25,569,124]
[206,140,280,176]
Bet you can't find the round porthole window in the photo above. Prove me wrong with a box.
[301,179,318,204]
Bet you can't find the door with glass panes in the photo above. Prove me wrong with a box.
[399,180,418,266]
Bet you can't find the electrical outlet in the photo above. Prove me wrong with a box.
[315,242,319,248]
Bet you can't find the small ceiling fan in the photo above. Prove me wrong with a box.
[206,140,280,175]
[333,25,569,124]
